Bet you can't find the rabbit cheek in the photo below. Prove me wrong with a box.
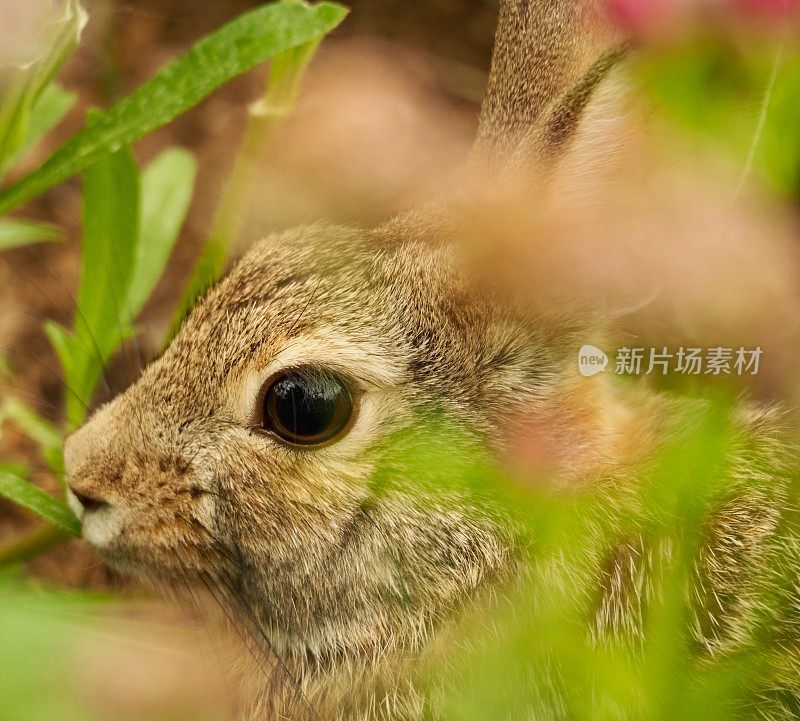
[89,463,220,575]
[141,485,218,567]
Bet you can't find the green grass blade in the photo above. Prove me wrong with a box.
[0,84,78,179]
[42,320,74,382]
[43,318,90,432]
[0,219,62,250]
[50,144,140,429]
[0,1,348,216]
[127,147,197,317]
[76,142,139,355]
[4,83,78,174]
[23,83,78,148]
[0,468,80,537]
[0,1,86,177]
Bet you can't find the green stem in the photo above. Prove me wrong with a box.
[169,38,323,336]
[0,523,70,566]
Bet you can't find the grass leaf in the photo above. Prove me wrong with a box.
[12,83,77,168]
[127,147,197,317]
[0,1,348,215]
[51,144,140,429]
[639,42,800,198]
[0,218,62,250]
[0,1,86,177]
[76,142,139,355]
[42,320,75,382]
[0,467,80,536]
[0,84,77,178]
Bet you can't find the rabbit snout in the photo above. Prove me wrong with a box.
[64,398,219,567]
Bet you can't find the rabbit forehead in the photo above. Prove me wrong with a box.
[137,227,443,411]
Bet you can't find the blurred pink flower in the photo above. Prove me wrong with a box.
[0,0,56,66]
[736,0,798,13]
[734,0,800,21]
[603,0,689,39]
[604,0,799,39]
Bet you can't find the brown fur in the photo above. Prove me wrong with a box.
[64,2,798,719]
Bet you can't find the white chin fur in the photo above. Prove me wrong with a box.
[67,490,126,548]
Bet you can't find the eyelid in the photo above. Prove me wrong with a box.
[238,347,382,428]
[255,338,400,391]
[250,366,362,419]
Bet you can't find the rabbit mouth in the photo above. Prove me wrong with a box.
[68,487,224,577]
[67,489,129,549]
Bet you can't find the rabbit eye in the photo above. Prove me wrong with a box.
[260,369,354,446]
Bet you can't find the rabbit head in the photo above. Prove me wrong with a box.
[64,1,625,717]
[63,220,601,648]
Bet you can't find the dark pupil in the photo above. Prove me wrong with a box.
[265,372,350,444]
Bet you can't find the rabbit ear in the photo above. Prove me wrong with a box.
[474,0,626,169]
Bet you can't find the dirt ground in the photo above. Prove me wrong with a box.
[0,0,500,586]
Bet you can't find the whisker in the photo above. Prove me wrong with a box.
[0,347,90,418]
[98,223,146,384]
[286,276,323,339]
[197,571,280,692]
[15,246,116,399]
[4,306,122,412]
[176,570,241,706]
[0,380,65,418]
[215,570,324,721]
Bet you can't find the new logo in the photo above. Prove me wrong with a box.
[578,345,608,377]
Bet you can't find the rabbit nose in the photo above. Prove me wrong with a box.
[69,486,109,512]
[64,408,118,516]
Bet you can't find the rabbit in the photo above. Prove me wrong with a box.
[63,1,798,719]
